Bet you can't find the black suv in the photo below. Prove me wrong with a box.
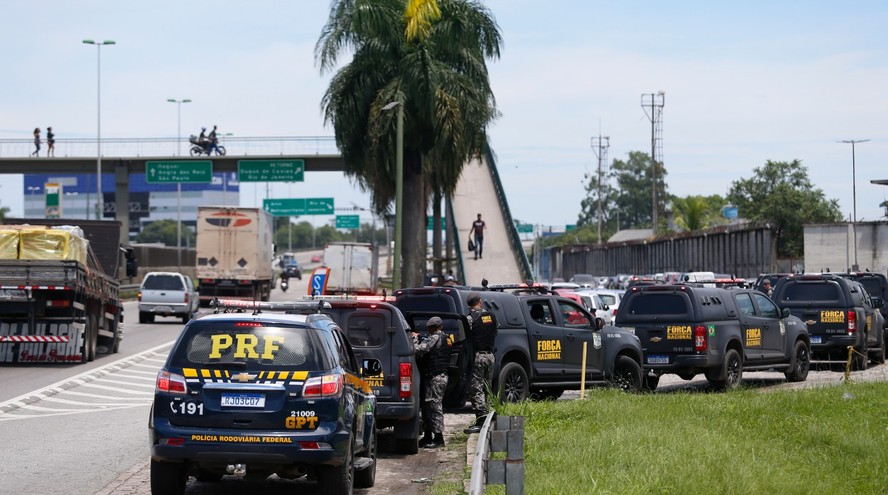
[149,300,379,495]
[839,271,888,335]
[616,284,811,390]
[288,297,425,454]
[394,285,645,402]
[772,274,885,369]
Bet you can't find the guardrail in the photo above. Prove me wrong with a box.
[469,413,525,495]
[484,146,533,281]
[0,136,339,158]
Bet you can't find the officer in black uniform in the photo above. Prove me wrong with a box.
[412,316,450,448]
[464,291,499,434]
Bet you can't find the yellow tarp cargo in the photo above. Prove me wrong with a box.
[0,230,20,259]
[19,228,87,264]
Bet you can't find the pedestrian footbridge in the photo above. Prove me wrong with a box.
[0,136,531,286]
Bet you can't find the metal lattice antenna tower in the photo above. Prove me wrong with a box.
[641,92,665,234]
[591,134,610,244]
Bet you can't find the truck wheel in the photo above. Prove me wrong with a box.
[355,429,377,488]
[874,334,886,365]
[854,344,868,371]
[609,355,642,392]
[710,349,742,390]
[318,434,355,495]
[181,312,191,324]
[395,437,419,455]
[150,459,186,495]
[784,340,811,382]
[497,362,529,403]
[86,314,98,362]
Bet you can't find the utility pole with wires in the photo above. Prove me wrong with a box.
[590,134,610,244]
[839,138,869,270]
[642,92,665,234]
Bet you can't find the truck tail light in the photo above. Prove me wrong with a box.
[847,310,856,334]
[303,374,343,398]
[694,325,708,352]
[399,362,413,398]
[156,370,187,394]
[184,293,189,304]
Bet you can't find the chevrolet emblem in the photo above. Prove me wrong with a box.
[650,337,662,343]
[805,320,815,326]
[231,372,257,383]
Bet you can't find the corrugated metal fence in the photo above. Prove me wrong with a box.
[550,224,776,279]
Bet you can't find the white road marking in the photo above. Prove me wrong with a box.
[0,341,173,415]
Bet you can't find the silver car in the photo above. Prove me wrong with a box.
[138,272,199,323]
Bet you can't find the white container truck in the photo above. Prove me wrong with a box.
[195,207,274,306]
[322,242,378,295]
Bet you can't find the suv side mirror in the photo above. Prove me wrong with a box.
[781,307,790,318]
[872,297,884,309]
[362,358,382,376]
[594,317,604,330]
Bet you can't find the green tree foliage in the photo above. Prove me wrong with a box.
[0,205,9,222]
[670,194,726,232]
[136,219,194,247]
[273,220,388,251]
[316,0,502,286]
[727,159,842,257]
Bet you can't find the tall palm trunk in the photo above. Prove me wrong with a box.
[401,150,426,288]
[432,188,443,277]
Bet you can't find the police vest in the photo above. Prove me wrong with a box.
[420,333,451,376]
[469,309,497,351]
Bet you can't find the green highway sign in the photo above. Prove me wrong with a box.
[263,197,335,216]
[516,223,533,233]
[263,198,305,216]
[566,224,576,231]
[238,160,305,182]
[146,161,213,183]
[335,215,360,229]
[306,197,334,215]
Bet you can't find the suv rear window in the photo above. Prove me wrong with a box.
[143,274,184,291]
[396,294,458,314]
[624,293,690,316]
[171,323,330,371]
[343,313,386,348]
[780,282,841,302]
[854,278,885,298]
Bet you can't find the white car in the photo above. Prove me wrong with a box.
[138,271,199,323]
[580,288,624,321]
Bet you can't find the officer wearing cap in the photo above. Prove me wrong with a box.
[412,316,450,448]
[761,278,773,297]
[464,291,499,434]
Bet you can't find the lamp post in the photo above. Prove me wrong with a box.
[839,139,869,270]
[167,98,191,270]
[167,98,191,156]
[82,39,115,221]
[382,98,404,290]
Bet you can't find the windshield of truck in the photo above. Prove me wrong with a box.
[855,278,884,298]
[142,274,185,291]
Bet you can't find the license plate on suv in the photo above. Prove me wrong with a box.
[647,355,669,364]
[221,393,266,408]
[810,336,822,344]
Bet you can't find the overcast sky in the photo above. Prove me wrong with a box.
[2,1,886,228]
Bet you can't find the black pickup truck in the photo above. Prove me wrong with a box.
[616,284,811,390]
[772,274,885,369]
[393,285,645,403]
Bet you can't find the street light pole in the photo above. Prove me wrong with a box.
[382,98,404,290]
[839,139,869,270]
[167,98,191,156]
[167,98,191,270]
[83,39,115,221]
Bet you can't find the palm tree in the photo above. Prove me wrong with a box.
[671,195,721,232]
[316,0,502,287]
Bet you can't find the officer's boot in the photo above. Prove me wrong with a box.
[463,413,486,434]
[429,433,445,448]
[418,429,434,448]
